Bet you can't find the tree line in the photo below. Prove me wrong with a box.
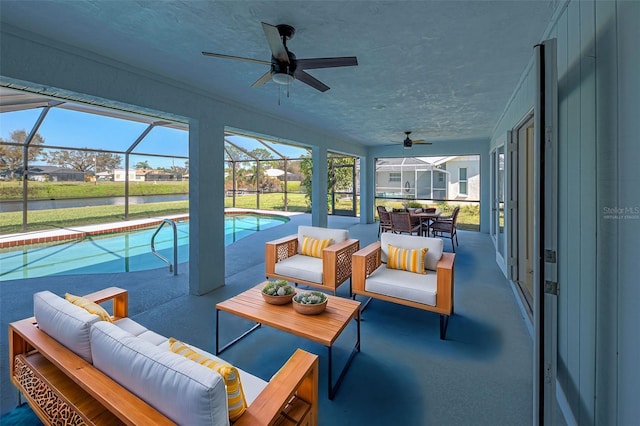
[1,129,188,177]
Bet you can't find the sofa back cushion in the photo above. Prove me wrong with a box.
[34,290,100,363]
[380,233,443,271]
[297,226,348,254]
[90,321,229,426]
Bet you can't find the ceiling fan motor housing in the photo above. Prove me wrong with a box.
[271,50,297,80]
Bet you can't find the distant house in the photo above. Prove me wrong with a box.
[26,166,86,182]
[432,155,480,201]
[112,169,144,182]
[375,156,479,201]
[144,170,182,181]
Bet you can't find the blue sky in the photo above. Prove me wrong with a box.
[1,106,308,170]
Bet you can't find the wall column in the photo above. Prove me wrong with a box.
[360,154,375,224]
[189,118,226,295]
[311,146,328,227]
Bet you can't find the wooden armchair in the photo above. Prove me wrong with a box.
[352,233,455,339]
[266,226,360,295]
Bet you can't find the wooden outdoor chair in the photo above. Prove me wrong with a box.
[390,212,422,236]
[265,225,360,295]
[430,206,460,252]
[352,233,455,339]
[377,205,393,237]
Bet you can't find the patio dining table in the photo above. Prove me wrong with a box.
[410,211,441,236]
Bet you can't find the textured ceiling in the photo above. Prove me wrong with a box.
[0,1,555,147]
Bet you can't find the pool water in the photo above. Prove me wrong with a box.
[0,214,288,280]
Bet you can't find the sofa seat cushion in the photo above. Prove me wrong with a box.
[275,254,323,284]
[297,226,348,254]
[113,318,267,406]
[90,321,231,426]
[365,266,437,306]
[380,233,443,271]
[33,290,101,363]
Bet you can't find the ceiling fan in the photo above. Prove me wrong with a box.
[202,22,358,93]
[399,131,432,149]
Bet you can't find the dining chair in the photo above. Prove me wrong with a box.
[430,206,460,252]
[377,205,393,237]
[390,212,422,236]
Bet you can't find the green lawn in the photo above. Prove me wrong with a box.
[0,180,189,200]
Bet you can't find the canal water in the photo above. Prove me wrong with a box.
[0,194,188,213]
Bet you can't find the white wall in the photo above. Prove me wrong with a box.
[445,156,480,200]
[490,1,640,423]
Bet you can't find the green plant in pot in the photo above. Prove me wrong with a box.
[261,279,295,304]
[292,291,328,315]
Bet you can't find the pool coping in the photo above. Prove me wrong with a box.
[0,209,300,249]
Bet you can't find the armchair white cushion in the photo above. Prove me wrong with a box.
[380,233,443,271]
[296,226,348,253]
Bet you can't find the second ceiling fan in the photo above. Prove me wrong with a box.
[399,131,432,149]
[202,22,358,92]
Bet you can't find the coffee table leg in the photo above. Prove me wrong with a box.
[328,314,361,400]
[216,308,261,355]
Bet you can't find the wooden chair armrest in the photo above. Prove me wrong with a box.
[265,234,298,276]
[322,239,360,289]
[81,287,129,319]
[435,253,455,314]
[235,349,319,426]
[352,242,382,294]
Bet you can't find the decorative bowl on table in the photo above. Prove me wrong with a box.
[292,291,328,315]
[261,280,295,305]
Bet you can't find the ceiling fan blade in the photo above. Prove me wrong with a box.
[261,22,289,63]
[412,140,433,145]
[294,70,330,92]
[251,71,273,88]
[202,52,270,66]
[296,56,358,70]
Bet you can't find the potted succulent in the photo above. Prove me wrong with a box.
[261,279,295,305]
[292,291,328,315]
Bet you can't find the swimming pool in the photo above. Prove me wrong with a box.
[0,213,288,281]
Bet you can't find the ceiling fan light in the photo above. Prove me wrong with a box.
[272,72,294,85]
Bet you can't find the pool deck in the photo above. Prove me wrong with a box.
[0,209,299,249]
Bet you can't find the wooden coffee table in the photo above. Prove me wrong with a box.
[216,283,361,399]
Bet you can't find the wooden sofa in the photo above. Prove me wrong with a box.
[9,287,319,426]
[352,233,455,339]
[266,225,360,295]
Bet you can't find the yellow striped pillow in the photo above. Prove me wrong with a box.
[65,293,113,322]
[387,244,428,274]
[301,236,333,258]
[169,338,247,421]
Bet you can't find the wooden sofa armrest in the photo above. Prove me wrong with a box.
[435,253,455,314]
[82,286,129,319]
[265,234,298,276]
[351,241,382,294]
[236,349,319,426]
[322,238,360,289]
[9,317,172,425]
